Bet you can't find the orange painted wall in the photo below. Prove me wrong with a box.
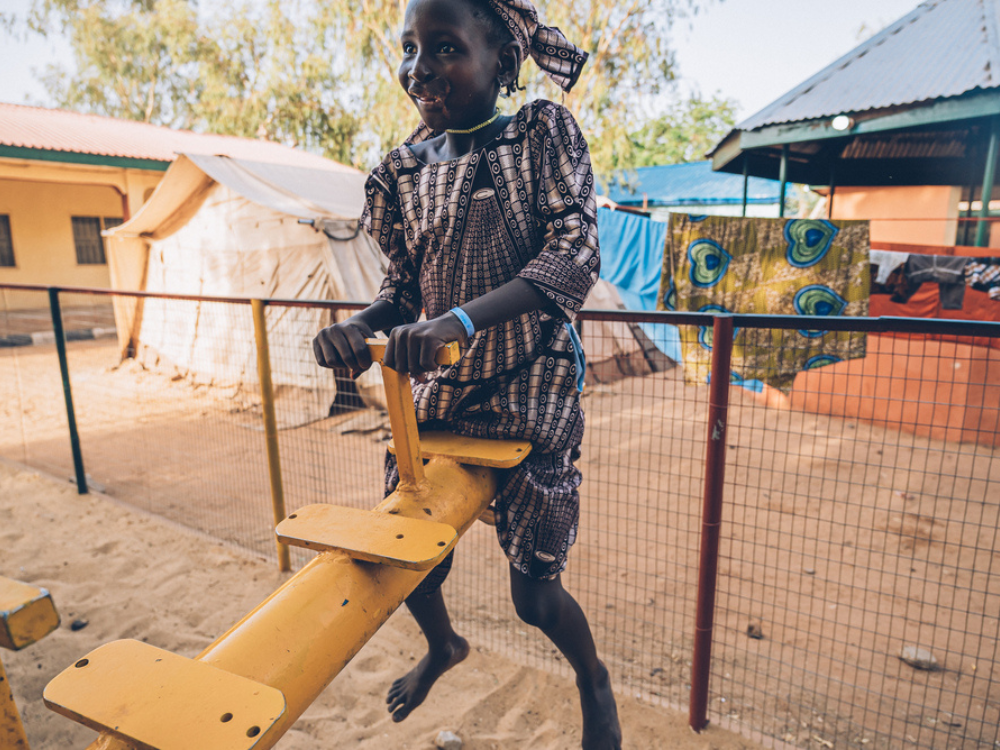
[791,335,1000,448]
[830,185,964,247]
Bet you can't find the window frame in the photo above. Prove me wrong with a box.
[0,214,14,267]
[70,216,123,266]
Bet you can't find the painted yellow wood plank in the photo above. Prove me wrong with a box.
[0,577,60,651]
[276,504,458,571]
[44,640,285,750]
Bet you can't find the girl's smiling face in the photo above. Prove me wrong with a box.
[398,0,509,132]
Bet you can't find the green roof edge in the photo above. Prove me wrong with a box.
[0,144,171,171]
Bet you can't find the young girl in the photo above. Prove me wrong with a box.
[313,0,621,746]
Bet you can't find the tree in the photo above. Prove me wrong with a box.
[27,0,203,126]
[15,0,720,173]
[23,0,360,163]
[625,92,739,169]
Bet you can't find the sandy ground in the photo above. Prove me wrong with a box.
[1,460,766,750]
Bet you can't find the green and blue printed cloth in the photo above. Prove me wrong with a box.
[658,215,870,391]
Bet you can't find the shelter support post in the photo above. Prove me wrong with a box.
[975,116,1000,247]
[778,145,788,219]
[251,299,291,573]
[827,159,837,220]
[49,289,88,495]
[741,158,748,218]
[689,315,734,732]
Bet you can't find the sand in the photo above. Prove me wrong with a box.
[1,460,765,750]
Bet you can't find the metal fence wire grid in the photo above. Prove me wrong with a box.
[1,283,998,750]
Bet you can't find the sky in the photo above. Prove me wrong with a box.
[1,0,923,124]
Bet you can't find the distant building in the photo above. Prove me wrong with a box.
[709,0,1000,249]
[601,160,782,222]
[0,103,349,309]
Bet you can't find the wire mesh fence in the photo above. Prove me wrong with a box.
[1,284,998,749]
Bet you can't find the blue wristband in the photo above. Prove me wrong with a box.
[449,307,475,338]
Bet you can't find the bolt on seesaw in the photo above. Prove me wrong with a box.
[42,340,531,750]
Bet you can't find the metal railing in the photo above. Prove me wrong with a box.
[2,282,999,749]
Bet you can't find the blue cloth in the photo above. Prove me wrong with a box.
[596,207,681,362]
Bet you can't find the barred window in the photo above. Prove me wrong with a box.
[71,216,106,265]
[103,216,124,232]
[0,215,13,267]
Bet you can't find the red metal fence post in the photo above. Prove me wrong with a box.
[689,314,734,731]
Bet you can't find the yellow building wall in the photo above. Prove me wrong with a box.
[829,185,963,248]
[0,163,163,310]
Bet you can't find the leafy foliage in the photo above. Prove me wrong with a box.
[15,0,734,173]
[624,92,739,169]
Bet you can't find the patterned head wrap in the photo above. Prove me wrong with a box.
[486,0,589,93]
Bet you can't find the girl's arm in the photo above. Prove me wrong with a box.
[383,278,549,374]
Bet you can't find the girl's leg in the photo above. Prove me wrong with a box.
[509,565,622,750]
[386,582,469,722]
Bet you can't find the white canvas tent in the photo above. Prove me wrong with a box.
[106,153,389,426]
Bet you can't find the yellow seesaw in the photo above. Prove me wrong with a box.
[42,340,530,750]
[2,576,61,749]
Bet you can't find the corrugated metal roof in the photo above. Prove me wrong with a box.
[604,160,780,206]
[0,102,357,173]
[739,0,1000,132]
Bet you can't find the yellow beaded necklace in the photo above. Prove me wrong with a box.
[445,108,501,135]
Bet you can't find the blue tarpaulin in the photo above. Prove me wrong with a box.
[595,206,681,362]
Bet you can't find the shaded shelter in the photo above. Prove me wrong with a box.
[709,0,1000,244]
[602,160,780,220]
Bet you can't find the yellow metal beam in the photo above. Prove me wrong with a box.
[1,654,30,749]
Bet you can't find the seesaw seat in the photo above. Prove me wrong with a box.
[276,504,458,570]
[389,430,532,469]
[44,640,285,750]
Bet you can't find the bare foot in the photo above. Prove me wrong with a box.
[579,663,622,750]
[386,635,470,722]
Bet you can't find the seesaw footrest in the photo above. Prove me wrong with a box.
[276,504,457,571]
[44,639,285,750]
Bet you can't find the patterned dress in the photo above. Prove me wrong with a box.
[362,100,599,581]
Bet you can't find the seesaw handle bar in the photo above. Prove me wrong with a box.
[364,339,461,488]
[364,339,461,369]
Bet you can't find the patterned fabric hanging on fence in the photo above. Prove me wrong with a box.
[658,215,870,391]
